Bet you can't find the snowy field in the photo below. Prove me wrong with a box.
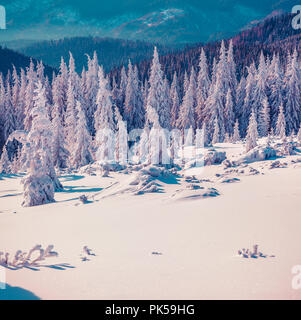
[1,141,301,300]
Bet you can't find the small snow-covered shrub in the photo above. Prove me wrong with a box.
[0,245,58,268]
[237,244,275,259]
[79,195,88,204]
[203,150,226,165]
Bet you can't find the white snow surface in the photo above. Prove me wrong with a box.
[1,140,301,300]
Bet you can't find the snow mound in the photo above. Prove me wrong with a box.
[173,187,220,201]
[238,145,277,163]
[221,177,240,183]
[275,141,297,156]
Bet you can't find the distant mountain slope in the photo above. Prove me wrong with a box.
[110,12,300,85]
[18,37,177,73]
[0,46,55,77]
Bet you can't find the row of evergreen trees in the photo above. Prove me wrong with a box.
[0,41,300,171]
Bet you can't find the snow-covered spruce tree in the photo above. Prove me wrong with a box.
[114,108,128,166]
[95,68,116,166]
[0,146,11,174]
[259,96,270,137]
[227,40,238,100]
[241,63,256,136]
[189,66,197,109]
[232,119,240,143]
[183,71,189,98]
[10,153,19,174]
[224,88,235,135]
[177,71,196,132]
[71,101,93,169]
[275,104,286,140]
[245,109,258,153]
[146,47,171,129]
[211,117,220,145]
[196,48,210,127]
[22,152,55,207]
[204,80,225,142]
[117,66,128,116]
[94,67,115,133]
[235,76,246,123]
[24,60,37,131]
[203,41,231,141]
[84,52,99,135]
[64,77,77,152]
[3,76,16,142]
[267,53,283,131]
[252,52,268,126]
[170,72,180,128]
[124,61,145,131]
[16,69,26,130]
[22,81,63,207]
[52,103,69,169]
[284,49,301,135]
[12,66,20,127]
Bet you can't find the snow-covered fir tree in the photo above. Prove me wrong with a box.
[64,77,77,149]
[170,72,180,128]
[267,53,283,130]
[224,88,235,135]
[124,61,145,130]
[24,60,37,131]
[232,119,240,143]
[245,109,258,152]
[177,70,196,131]
[114,108,128,166]
[275,104,286,140]
[94,67,115,133]
[0,146,10,174]
[52,103,69,169]
[259,95,270,137]
[146,47,170,129]
[22,81,63,207]
[71,101,93,168]
[284,49,301,135]
[196,48,210,127]
[211,117,220,145]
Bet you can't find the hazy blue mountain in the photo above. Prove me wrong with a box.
[0,0,295,45]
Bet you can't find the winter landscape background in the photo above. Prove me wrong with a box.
[1,0,301,300]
